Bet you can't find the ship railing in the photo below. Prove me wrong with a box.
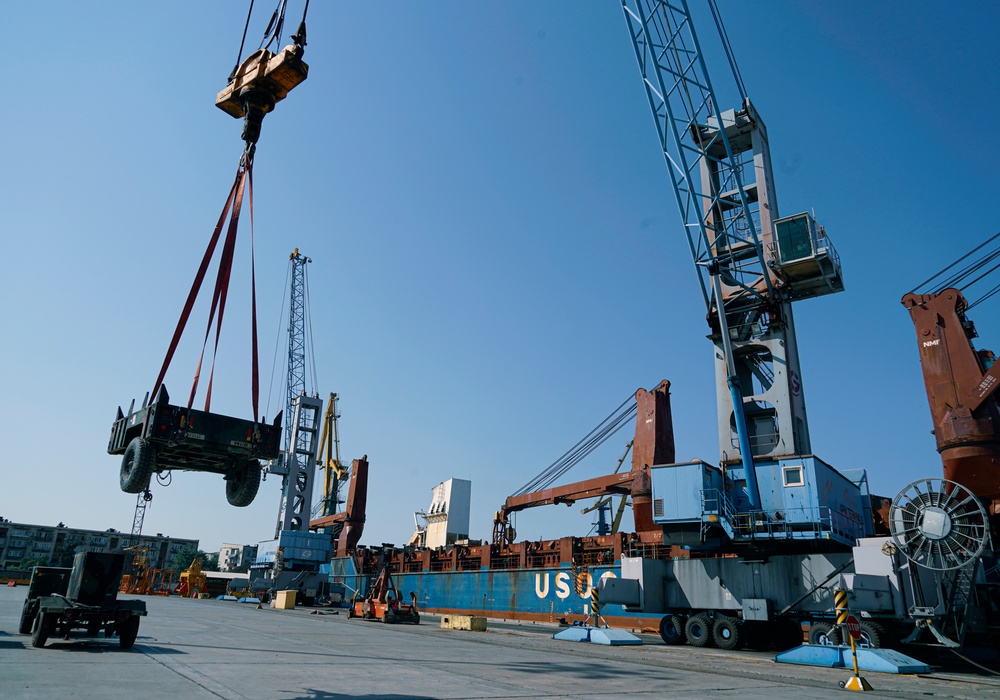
[576,549,615,567]
[490,554,522,571]
[525,554,560,568]
[456,556,482,571]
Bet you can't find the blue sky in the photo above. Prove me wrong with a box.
[2,1,998,553]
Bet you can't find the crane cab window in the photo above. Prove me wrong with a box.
[782,465,804,487]
[775,213,815,263]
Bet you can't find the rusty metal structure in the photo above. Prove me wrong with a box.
[902,286,1000,527]
[309,456,369,557]
[491,381,674,547]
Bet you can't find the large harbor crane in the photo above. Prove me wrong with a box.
[622,0,843,507]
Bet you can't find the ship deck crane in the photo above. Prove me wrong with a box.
[492,381,674,545]
[902,233,1000,525]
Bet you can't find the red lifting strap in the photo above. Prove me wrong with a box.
[150,152,261,423]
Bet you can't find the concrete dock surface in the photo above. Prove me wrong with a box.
[1,586,998,699]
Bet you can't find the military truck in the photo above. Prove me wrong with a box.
[20,552,147,649]
[108,385,282,507]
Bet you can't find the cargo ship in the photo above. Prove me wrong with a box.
[313,380,893,634]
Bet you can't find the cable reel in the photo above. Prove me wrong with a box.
[889,477,989,571]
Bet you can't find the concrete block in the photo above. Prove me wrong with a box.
[440,615,487,631]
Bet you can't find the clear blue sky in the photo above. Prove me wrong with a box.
[2,2,998,553]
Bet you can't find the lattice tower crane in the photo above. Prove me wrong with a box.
[269,248,323,535]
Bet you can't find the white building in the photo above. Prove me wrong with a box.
[410,478,471,548]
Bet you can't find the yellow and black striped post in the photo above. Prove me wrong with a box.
[835,588,849,636]
[834,587,873,692]
[590,586,600,624]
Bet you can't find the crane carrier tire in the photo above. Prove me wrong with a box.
[226,460,261,507]
[712,616,742,650]
[658,614,687,645]
[858,620,887,649]
[120,438,155,494]
[685,614,715,647]
[807,622,840,646]
[776,619,805,650]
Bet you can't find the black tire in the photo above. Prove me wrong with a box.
[119,616,140,649]
[120,437,155,493]
[740,622,765,651]
[712,616,742,650]
[31,612,52,648]
[659,614,687,645]
[19,600,35,635]
[775,619,805,650]
[685,614,715,648]
[411,612,420,625]
[858,620,886,649]
[226,460,261,507]
[86,620,101,637]
[807,621,840,646]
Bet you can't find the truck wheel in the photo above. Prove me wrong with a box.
[685,614,715,647]
[119,616,140,649]
[658,614,687,645]
[226,460,261,507]
[712,616,742,650]
[19,600,36,634]
[120,437,155,493]
[31,612,53,648]
[807,622,840,646]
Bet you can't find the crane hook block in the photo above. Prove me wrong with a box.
[215,44,308,144]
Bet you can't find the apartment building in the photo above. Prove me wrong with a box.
[0,519,198,571]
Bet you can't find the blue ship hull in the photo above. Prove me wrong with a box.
[327,556,661,628]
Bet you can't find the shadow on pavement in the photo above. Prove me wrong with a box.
[291,692,434,700]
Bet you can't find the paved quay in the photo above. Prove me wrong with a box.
[1,586,998,699]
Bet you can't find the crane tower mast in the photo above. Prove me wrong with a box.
[621,0,844,501]
[284,248,310,452]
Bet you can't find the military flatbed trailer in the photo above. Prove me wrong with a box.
[108,385,282,507]
[19,553,147,650]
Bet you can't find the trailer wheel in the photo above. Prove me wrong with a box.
[119,616,140,649]
[120,437,155,494]
[685,615,715,647]
[712,616,742,650]
[18,600,36,635]
[807,621,840,646]
[858,621,885,649]
[226,460,261,507]
[31,612,53,648]
[658,615,686,645]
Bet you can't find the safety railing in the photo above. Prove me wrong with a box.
[701,489,863,545]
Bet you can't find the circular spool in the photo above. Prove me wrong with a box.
[889,478,989,571]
